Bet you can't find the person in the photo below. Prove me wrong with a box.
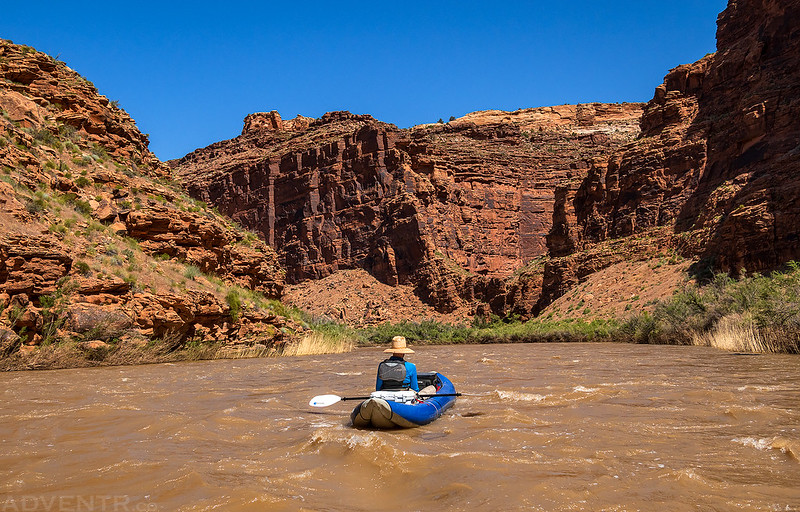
[375,336,419,392]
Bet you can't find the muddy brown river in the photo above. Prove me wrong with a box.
[1,343,799,511]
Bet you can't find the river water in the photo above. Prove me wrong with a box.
[1,343,799,511]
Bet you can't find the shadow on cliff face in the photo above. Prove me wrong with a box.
[674,0,800,276]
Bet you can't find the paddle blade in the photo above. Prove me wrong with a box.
[309,394,343,408]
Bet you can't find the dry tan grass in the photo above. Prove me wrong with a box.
[280,332,354,356]
[691,315,779,353]
[213,344,275,359]
[0,338,229,371]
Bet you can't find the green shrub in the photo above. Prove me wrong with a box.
[73,199,92,215]
[26,196,48,215]
[39,281,74,344]
[72,156,93,167]
[49,222,68,234]
[32,128,59,148]
[75,176,92,187]
[58,124,77,140]
[74,261,91,276]
[622,262,800,352]
[184,265,200,281]
[91,143,108,161]
[226,290,242,321]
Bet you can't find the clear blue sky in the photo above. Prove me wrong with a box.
[2,1,727,161]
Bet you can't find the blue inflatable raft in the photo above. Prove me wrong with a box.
[350,372,457,428]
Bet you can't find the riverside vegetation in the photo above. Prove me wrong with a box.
[300,263,800,356]
[3,262,798,370]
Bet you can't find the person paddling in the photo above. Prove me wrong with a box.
[376,336,419,392]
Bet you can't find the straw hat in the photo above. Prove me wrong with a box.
[384,335,414,354]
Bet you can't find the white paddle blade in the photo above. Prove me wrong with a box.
[309,394,343,408]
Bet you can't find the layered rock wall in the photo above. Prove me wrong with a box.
[174,105,643,314]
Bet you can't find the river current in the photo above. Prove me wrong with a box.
[1,343,799,511]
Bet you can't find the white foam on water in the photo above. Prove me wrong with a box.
[734,436,800,460]
[307,428,384,451]
[733,436,774,451]
[658,467,713,487]
[309,421,336,428]
[334,371,363,376]
[736,384,785,392]
[681,469,702,480]
[495,390,547,402]
[573,385,599,393]
[344,432,380,450]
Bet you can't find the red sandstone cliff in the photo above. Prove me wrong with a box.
[172,104,643,316]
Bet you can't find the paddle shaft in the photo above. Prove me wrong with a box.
[340,392,462,401]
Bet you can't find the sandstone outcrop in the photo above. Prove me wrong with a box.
[0,40,160,171]
[549,0,800,284]
[0,39,290,364]
[123,205,283,297]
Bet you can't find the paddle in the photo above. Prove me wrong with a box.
[309,393,462,408]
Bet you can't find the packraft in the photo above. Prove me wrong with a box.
[350,372,457,428]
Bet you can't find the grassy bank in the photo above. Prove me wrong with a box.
[4,264,799,370]
[302,316,621,352]
[0,338,227,371]
[623,263,800,353]
[354,317,619,345]
[302,263,800,355]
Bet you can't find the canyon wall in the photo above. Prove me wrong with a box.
[173,105,642,315]
[175,0,800,320]
[556,0,800,275]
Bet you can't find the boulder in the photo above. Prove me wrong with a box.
[0,234,72,297]
[65,303,134,340]
[0,327,20,357]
